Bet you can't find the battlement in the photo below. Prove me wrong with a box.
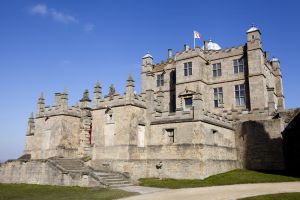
[36,90,81,118]
[39,104,81,118]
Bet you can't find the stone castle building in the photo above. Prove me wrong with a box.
[1,25,298,187]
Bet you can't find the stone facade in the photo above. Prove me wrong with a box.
[0,25,291,185]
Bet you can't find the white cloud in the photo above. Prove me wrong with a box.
[84,23,95,32]
[50,9,78,24]
[30,4,48,15]
[29,4,93,30]
[29,4,77,24]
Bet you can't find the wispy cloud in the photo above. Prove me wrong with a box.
[50,9,78,24]
[30,4,48,15]
[29,4,78,24]
[84,23,95,32]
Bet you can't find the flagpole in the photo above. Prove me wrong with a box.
[193,32,195,49]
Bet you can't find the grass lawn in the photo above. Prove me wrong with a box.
[0,183,137,200]
[239,192,300,200]
[139,169,300,189]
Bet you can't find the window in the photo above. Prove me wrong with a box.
[184,62,192,76]
[156,74,164,87]
[233,58,244,74]
[165,129,175,143]
[235,84,246,106]
[184,97,193,110]
[214,87,223,107]
[213,63,222,77]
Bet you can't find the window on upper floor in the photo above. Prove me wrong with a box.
[235,84,246,106]
[213,63,222,77]
[214,87,223,108]
[156,74,164,87]
[233,58,244,74]
[184,62,192,76]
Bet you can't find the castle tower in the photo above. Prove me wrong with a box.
[125,73,135,103]
[271,57,285,110]
[94,81,102,108]
[246,25,267,109]
[141,53,154,93]
[37,92,45,117]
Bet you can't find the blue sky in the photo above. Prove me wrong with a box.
[0,0,300,161]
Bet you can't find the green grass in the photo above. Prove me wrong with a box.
[139,169,300,189]
[0,183,137,200]
[239,193,300,200]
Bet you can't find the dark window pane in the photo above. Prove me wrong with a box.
[214,100,218,108]
[239,65,244,72]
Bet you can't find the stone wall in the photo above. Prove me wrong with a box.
[235,118,285,170]
[0,160,98,187]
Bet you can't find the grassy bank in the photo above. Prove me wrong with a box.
[239,192,300,200]
[139,169,300,189]
[0,183,137,200]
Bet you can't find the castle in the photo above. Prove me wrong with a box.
[1,25,298,187]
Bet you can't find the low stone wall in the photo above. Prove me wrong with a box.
[91,158,237,180]
[0,160,98,187]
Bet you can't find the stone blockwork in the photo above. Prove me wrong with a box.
[0,25,291,186]
[0,159,98,187]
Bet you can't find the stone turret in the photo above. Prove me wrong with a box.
[26,112,35,136]
[55,93,62,108]
[37,92,45,117]
[94,81,102,108]
[246,25,267,110]
[108,84,116,100]
[80,89,91,109]
[125,73,135,102]
[141,53,154,93]
[61,88,68,111]
[79,89,92,157]
[271,57,285,110]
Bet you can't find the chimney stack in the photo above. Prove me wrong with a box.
[204,41,209,51]
[168,49,173,59]
[184,44,189,52]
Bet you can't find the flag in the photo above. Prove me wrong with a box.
[194,31,201,39]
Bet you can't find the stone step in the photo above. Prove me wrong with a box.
[103,178,126,182]
[110,183,134,188]
[53,159,90,171]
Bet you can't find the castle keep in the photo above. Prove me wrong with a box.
[1,25,297,187]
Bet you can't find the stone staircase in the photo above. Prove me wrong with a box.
[48,158,133,187]
[92,171,133,188]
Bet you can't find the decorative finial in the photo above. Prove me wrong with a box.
[30,112,34,119]
[109,84,116,97]
[80,89,91,102]
[40,92,44,99]
[63,87,68,95]
[128,72,133,81]
[95,81,101,88]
